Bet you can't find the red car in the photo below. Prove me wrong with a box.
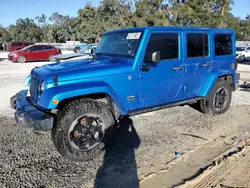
[8,44,60,63]
[8,41,34,52]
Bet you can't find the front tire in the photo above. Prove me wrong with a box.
[52,99,115,162]
[17,56,26,63]
[200,79,232,115]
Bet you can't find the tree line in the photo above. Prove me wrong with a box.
[0,0,250,43]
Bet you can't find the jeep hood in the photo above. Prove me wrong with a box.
[31,58,133,83]
[53,52,88,61]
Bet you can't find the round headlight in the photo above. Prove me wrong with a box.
[40,81,45,93]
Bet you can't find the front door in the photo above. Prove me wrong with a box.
[183,31,212,98]
[25,46,40,61]
[138,31,184,108]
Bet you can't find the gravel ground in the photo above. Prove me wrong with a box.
[181,147,250,188]
[1,52,250,188]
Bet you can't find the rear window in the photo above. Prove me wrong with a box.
[187,33,208,58]
[11,42,22,46]
[214,34,232,56]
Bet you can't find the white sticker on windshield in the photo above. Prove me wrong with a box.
[126,32,141,40]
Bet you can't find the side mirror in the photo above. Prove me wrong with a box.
[141,51,161,71]
[144,51,161,64]
[151,51,160,64]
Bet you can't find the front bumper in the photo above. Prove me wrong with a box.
[235,73,240,91]
[8,54,17,61]
[10,90,54,131]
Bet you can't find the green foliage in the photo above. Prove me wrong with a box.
[1,0,250,43]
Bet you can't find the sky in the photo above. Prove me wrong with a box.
[0,0,248,27]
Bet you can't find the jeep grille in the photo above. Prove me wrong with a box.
[30,75,39,101]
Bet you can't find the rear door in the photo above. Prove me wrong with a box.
[183,31,212,98]
[38,45,49,60]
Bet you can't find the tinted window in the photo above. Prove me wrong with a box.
[187,33,208,58]
[247,47,250,51]
[29,46,40,51]
[236,47,245,51]
[40,45,48,50]
[214,34,232,56]
[24,42,30,46]
[145,33,179,60]
[12,42,22,46]
[46,46,53,50]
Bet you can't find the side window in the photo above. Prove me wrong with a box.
[187,33,208,58]
[214,34,232,56]
[29,46,39,51]
[247,47,250,51]
[40,45,47,50]
[12,42,22,46]
[24,42,30,46]
[145,33,179,60]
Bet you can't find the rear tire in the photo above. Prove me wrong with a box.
[200,79,232,115]
[51,99,115,162]
[49,55,55,62]
[17,56,26,63]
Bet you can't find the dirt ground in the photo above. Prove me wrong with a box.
[1,52,250,188]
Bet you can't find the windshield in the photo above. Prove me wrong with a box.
[19,45,32,51]
[236,47,245,51]
[95,31,143,58]
[79,45,90,53]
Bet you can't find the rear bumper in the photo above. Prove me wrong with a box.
[10,90,54,131]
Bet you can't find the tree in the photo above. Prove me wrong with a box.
[2,0,250,42]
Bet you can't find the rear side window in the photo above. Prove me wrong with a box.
[145,33,179,60]
[46,46,53,50]
[187,33,208,58]
[214,34,232,56]
[11,42,22,46]
[24,42,30,46]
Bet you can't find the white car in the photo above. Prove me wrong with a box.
[236,46,250,62]
[51,44,98,62]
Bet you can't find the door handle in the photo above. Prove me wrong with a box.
[201,63,211,67]
[172,66,183,71]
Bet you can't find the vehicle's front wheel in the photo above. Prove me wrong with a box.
[17,56,26,63]
[52,99,115,161]
[200,79,232,115]
[242,55,245,62]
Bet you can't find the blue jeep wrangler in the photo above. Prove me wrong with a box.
[10,26,239,161]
